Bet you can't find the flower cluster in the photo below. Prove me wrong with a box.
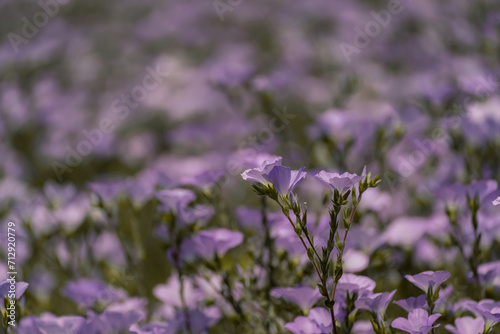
[242,159,380,333]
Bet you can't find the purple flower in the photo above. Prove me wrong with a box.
[394,295,428,312]
[284,306,346,334]
[0,279,29,299]
[179,228,244,261]
[52,195,90,232]
[465,180,498,205]
[62,279,127,308]
[391,308,441,334]
[209,61,254,86]
[355,290,397,317]
[81,311,111,334]
[270,286,322,311]
[240,153,283,170]
[445,316,485,334]
[267,165,307,195]
[343,249,370,273]
[352,321,376,334]
[43,181,77,205]
[89,181,125,202]
[80,297,147,334]
[314,170,364,192]
[405,271,451,293]
[241,156,282,184]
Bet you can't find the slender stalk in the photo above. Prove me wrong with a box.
[261,196,273,331]
[277,202,337,334]
[330,202,358,302]
[278,203,323,281]
[330,307,337,334]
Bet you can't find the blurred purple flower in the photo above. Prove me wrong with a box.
[62,279,127,308]
[241,157,307,196]
[314,169,364,192]
[445,316,484,334]
[270,286,322,311]
[209,61,254,87]
[351,321,376,334]
[382,216,448,248]
[267,165,307,195]
[80,298,148,334]
[179,228,244,261]
[156,189,196,212]
[81,311,111,334]
[405,270,451,293]
[464,299,500,328]
[355,289,397,317]
[101,298,147,332]
[43,181,77,205]
[343,249,370,273]
[169,308,220,334]
[435,285,453,311]
[129,322,169,334]
[394,295,428,312]
[19,314,86,334]
[89,181,125,202]
[154,276,199,309]
[391,308,440,334]
[474,261,500,289]
[336,274,376,296]
[465,180,499,205]
[0,279,29,299]
[52,195,90,232]
[239,153,282,170]
[284,306,346,334]
[438,180,499,209]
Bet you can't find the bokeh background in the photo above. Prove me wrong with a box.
[1,0,500,333]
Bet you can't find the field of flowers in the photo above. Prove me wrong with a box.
[1,0,500,333]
